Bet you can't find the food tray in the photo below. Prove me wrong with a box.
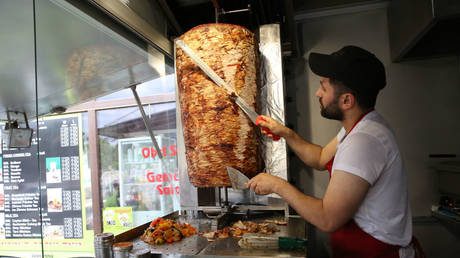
[133,234,209,255]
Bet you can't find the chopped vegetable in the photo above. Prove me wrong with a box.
[155,238,164,245]
[141,218,197,245]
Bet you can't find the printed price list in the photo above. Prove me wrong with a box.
[63,190,72,211]
[71,156,80,181]
[60,126,69,147]
[70,123,78,146]
[64,217,73,238]
[2,161,9,183]
[61,157,71,181]
[4,193,11,213]
[73,217,83,238]
[4,217,11,238]
[72,190,81,211]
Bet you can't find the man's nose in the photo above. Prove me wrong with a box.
[315,88,321,97]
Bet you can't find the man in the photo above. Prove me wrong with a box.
[249,46,415,257]
[104,182,120,207]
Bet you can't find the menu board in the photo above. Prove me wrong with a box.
[1,117,81,239]
[0,114,94,257]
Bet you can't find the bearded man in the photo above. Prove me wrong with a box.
[249,46,420,258]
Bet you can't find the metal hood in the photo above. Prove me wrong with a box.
[388,0,460,62]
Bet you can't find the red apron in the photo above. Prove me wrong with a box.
[326,109,400,258]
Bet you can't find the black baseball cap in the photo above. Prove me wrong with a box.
[308,46,386,95]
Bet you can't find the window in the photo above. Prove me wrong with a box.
[97,102,178,234]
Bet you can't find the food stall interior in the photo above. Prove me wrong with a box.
[2,0,460,257]
[124,20,306,258]
[0,0,307,256]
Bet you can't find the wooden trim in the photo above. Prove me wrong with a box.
[88,109,102,233]
[66,93,175,112]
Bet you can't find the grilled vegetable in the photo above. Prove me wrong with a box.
[141,218,197,245]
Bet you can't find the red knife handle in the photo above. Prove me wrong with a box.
[255,116,281,141]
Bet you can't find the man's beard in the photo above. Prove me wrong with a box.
[320,97,343,121]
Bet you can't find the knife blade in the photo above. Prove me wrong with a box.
[226,166,250,190]
[176,40,280,141]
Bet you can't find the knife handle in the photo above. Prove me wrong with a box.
[278,237,308,249]
[255,116,280,141]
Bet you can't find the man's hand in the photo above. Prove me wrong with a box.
[247,173,287,195]
[255,115,291,140]
[247,169,370,233]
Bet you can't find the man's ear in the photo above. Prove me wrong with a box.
[341,93,355,110]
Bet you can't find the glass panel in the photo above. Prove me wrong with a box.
[0,1,41,257]
[34,0,174,254]
[2,0,174,255]
[0,121,41,257]
[34,0,172,117]
[0,0,35,121]
[97,103,178,235]
[96,73,176,101]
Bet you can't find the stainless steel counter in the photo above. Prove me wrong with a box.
[128,215,307,257]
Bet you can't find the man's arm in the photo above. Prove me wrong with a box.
[247,170,370,232]
[256,115,337,170]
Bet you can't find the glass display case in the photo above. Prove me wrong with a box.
[117,134,179,226]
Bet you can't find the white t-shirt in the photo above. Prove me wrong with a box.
[331,111,412,247]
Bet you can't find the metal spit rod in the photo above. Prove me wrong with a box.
[212,0,251,22]
[130,85,163,160]
[127,65,163,160]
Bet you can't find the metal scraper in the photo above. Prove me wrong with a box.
[226,166,250,190]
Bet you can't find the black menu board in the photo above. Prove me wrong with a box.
[1,116,83,239]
